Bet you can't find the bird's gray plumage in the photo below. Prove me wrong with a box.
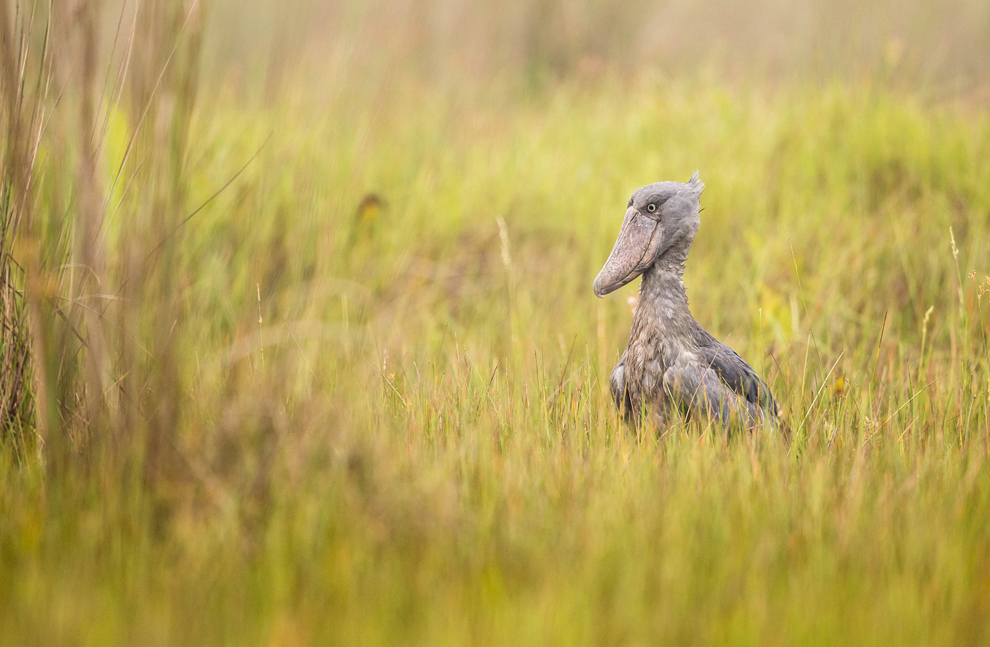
[596,172,777,430]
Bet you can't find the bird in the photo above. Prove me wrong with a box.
[593,172,778,430]
[348,193,387,247]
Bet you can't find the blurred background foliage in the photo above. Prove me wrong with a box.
[200,0,990,92]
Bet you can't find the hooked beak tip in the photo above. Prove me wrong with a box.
[592,275,607,298]
[593,275,616,298]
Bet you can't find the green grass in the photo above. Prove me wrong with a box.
[3,50,990,647]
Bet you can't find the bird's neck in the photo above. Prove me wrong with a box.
[635,261,694,332]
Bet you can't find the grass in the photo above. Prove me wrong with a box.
[3,3,990,645]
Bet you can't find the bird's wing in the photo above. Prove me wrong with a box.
[663,362,770,428]
[609,350,631,415]
[698,341,777,413]
[693,327,777,414]
[658,327,777,428]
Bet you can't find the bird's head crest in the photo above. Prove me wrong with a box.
[685,170,705,197]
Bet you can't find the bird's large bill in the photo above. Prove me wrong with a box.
[593,207,664,297]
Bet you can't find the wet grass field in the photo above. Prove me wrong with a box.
[2,2,990,645]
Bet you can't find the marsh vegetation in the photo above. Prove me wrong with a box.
[2,1,990,644]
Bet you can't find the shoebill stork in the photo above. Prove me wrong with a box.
[593,172,778,429]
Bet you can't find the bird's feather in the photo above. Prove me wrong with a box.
[693,326,777,413]
[609,350,631,413]
[663,361,770,428]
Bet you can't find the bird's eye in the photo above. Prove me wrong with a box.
[647,203,657,213]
